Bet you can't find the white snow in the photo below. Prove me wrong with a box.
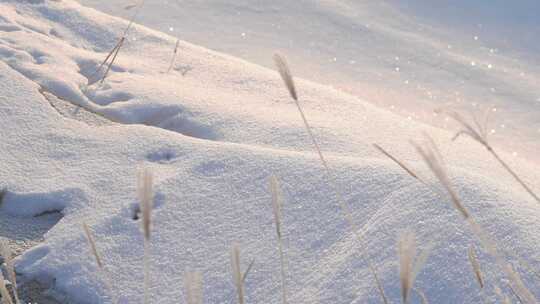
[77,0,540,161]
[0,0,539,303]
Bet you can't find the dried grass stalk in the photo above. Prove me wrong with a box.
[93,0,145,84]
[138,167,154,304]
[495,286,512,304]
[380,136,538,300]
[241,259,255,284]
[0,271,13,304]
[184,271,203,304]
[444,110,540,204]
[83,222,103,269]
[398,231,432,304]
[415,288,429,304]
[0,241,18,304]
[138,168,154,241]
[272,53,359,239]
[373,144,425,184]
[413,136,537,303]
[100,38,125,84]
[269,175,288,304]
[398,231,416,304]
[273,54,297,101]
[230,244,244,304]
[369,264,388,304]
[81,223,119,303]
[273,54,387,299]
[412,136,470,219]
[167,39,180,73]
[467,246,484,289]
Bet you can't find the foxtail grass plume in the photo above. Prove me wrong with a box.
[273,54,297,101]
[398,231,416,304]
[412,136,470,219]
[184,271,203,304]
[138,167,154,304]
[230,244,244,304]
[398,231,432,304]
[0,241,18,304]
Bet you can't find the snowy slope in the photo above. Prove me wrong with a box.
[77,0,540,161]
[0,0,539,303]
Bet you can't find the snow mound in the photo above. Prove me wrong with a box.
[0,1,539,303]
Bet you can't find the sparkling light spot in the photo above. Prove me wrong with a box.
[487,64,493,69]
[471,61,476,66]
[474,36,479,41]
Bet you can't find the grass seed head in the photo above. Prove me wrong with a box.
[273,53,298,101]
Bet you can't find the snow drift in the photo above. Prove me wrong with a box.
[0,0,539,303]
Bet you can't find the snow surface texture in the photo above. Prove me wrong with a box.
[77,0,540,161]
[0,0,539,303]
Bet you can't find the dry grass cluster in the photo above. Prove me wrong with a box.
[5,6,537,302]
[64,52,540,304]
